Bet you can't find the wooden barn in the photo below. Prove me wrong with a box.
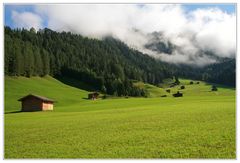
[173,91,183,97]
[88,92,99,100]
[18,94,54,111]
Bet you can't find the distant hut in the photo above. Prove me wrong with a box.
[173,91,183,97]
[88,92,99,100]
[18,94,54,112]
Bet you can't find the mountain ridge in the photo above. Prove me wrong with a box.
[4,26,235,95]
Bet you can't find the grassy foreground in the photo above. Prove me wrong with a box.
[4,76,236,158]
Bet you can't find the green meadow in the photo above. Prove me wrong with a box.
[4,76,236,158]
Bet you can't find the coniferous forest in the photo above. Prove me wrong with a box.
[4,26,235,97]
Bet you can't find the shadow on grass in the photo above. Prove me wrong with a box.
[203,82,235,90]
[5,110,52,114]
[5,110,22,114]
[54,76,95,92]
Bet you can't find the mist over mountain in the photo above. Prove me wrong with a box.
[144,32,174,55]
[9,4,236,66]
[4,26,235,89]
[142,31,234,66]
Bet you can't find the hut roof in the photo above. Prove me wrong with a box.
[18,94,55,102]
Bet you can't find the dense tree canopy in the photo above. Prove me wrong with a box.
[4,26,235,97]
[174,58,236,87]
[4,27,174,96]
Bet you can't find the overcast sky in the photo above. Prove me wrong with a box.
[4,4,236,66]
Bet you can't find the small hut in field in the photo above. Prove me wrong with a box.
[18,94,54,112]
[173,91,183,97]
[88,92,99,100]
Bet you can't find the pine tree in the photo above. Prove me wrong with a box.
[23,42,34,77]
[12,40,23,76]
[42,49,50,76]
[4,35,11,75]
[34,47,43,76]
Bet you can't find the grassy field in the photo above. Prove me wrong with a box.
[4,76,236,158]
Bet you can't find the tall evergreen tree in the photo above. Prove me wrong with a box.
[42,49,50,76]
[22,42,34,77]
[33,47,43,76]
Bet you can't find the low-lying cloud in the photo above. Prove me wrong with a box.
[11,4,236,66]
[11,10,43,30]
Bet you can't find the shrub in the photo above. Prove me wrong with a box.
[174,76,180,85]
[102,95,107,99]
[212,85,218,91]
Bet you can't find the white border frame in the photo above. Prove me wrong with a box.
[0,0,239,162]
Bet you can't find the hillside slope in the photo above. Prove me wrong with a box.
[5,76,235,113]
[135,79,234,98]
[5,76,89,113]
[4,27,173,97]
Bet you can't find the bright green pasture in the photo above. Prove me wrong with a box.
[135,79,234,98]
[4,76,236,158]
[4,76,89,112]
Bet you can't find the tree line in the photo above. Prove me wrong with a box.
[4,26,174,97]
[174,58,235,87]
[4,26,235,98]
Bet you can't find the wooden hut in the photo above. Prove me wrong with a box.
[173,91,183,97]
[88,92,99,100]
[18,94,54,111]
